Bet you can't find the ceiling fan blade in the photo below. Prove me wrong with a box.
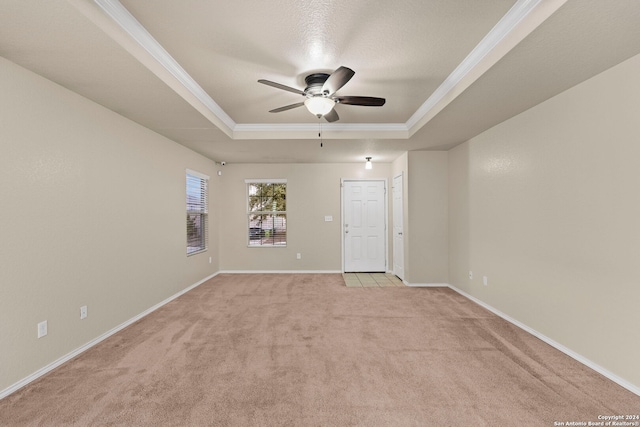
[258,79,305,96]
[336,96,386,107]
[323,109,339,122]
[321,66,355,96]
[268,102,305,113]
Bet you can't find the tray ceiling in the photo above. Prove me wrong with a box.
[2,0,640,163]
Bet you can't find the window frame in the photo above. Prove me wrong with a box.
[245,179,287,248]
[186,169,209,256]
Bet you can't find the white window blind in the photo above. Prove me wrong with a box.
[246,180,286,247]
[187,170,209,255]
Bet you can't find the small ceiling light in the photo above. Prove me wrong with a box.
[365,157,372,170]
[304,96,335,117]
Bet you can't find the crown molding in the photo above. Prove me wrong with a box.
[83,0,565,141]
[91,0,236,136]
[233,123,409,140]
[406,0,567,136]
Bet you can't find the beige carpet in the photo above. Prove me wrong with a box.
[1,274,638,426]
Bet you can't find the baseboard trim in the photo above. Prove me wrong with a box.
[0,271,220,400]
[217,270,343,274]
[447,284,640,397]
[404,282,449,287]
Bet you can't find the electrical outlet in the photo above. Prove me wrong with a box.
[80,305,87,320]
[37,320,48,338]
[208,257,212,264]
[483,276,488,286]
[296,253,301,260]
[469,271,473,280]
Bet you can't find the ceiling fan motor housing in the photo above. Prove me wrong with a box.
[304,73,330,96]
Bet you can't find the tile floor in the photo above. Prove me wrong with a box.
[342,273,405,288]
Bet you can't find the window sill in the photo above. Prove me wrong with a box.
[187,249,208,257]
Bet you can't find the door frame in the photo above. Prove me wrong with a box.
[392,173,405,280]
[340,178,389,273]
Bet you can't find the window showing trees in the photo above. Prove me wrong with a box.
[246,180,286,246]
[187,170,208,255]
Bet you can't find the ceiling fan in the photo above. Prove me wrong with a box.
[258,66,385,122]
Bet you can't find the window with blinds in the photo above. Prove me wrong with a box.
[187,170,209,255]
[246,179,286,247]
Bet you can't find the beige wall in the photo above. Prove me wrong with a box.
[0,58,219,392]
[218,162,391,272]
[448,52,640,388]
[407,151,448,284]
[392,152,449,284]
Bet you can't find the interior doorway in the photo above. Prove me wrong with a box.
[392,173,405,280]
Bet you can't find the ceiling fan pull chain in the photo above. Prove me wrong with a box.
[319,119,323,147]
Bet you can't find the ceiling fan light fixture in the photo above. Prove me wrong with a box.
[259,66,385,122]
[365,157,372,170]
[304,97,335,117]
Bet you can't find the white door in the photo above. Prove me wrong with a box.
[392,174,405,280]
[343,180,386,272]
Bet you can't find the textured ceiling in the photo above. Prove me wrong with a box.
[2,0,640,163]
